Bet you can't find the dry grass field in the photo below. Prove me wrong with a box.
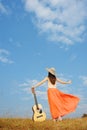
[0,117,87,130]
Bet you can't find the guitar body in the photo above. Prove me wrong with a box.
[32,93,46,122]
[32,104,46,122]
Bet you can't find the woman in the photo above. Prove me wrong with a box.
[31,67,80,121]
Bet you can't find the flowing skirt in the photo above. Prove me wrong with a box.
[47,88,80,119]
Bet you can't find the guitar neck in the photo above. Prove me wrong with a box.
[33,93,39,109]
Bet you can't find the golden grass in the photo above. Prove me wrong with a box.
[0,117,87,130]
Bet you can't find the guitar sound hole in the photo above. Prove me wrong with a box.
[37,108,42,113]
[39,109,42,113]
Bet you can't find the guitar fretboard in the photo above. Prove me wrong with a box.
[34,93,39,109]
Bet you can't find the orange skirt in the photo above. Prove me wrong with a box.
[47,88,80,119]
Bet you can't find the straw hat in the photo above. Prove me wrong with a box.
[46,67,56,76]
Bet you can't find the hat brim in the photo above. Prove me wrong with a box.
[46,68,56,76]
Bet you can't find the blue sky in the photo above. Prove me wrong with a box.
[0,0,87,119]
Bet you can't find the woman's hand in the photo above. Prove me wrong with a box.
[31,87,35,94]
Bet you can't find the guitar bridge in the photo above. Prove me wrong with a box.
[37,115,43,118]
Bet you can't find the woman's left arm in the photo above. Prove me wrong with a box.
[57,78,72,84]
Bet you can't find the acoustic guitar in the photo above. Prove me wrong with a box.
[32,92,46,122]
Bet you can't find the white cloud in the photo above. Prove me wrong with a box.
[70,54,77,62]
[0,49,9,55]
[0,2,8,14]
[23,0,87,45]
[19,78,47,89]
[19,78,47,100]
[19,79,39,95]
[9,38,22,48]
[0,48,14,64]
[79,76,87,86]
[36,90,47,100]
[21,97,32,101]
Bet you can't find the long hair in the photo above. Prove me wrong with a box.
[48,72,56,85]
